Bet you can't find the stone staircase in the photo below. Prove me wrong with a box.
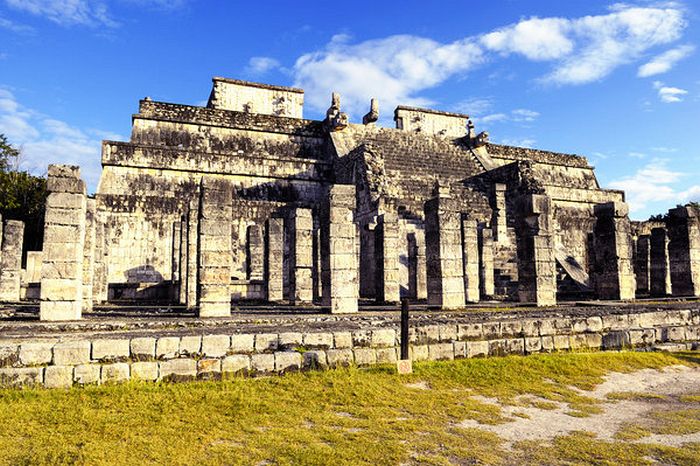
[493,229,519,300]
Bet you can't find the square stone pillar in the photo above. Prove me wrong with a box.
[635,235,650,294]
[424,189,465,309]
[0,220,24,302]
[479,227,495,298]
[185,200,199,309]
[461,217,480,303]
[415,228,427,300]
[492,183,509,245]
[25,251,42,283]
[40,165,87,321]
[667,206,700,297]
[650,227,672,297]
[246,224,264,281]
[592,201,636,300]
[515,194,556,306]
[313,217,323,302]
[321,185,359,313]
[170,221,182,302]
[197,179,233,317]
[287,208,314,304]
[82,199,96,312]
[92,212,109,304]
[265,218,284,302]
[375,211,400,304]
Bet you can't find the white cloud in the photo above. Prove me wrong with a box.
[481,17,574,60]
[286,3,687,119]
[608,158,700,212]
[628,151,647,159]
[498,137,537,148]
[653,80,688,102]
[245,57,281,76]
[480,113,508,124]
[638,44,694,77]
[453,97,493,116]
[511,108,540,122]
[476,108,540,126]
[0,15,34,33]
[4,0,117,27]
[651,146,678,153]
[292,34,485,117]
[0,87,115,191]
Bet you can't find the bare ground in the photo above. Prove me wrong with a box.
[458,365,700,447]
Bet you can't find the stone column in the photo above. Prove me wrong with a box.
[82,199,96,312]
[313,217,323,302]
[515,194,556,306]
[197,179,232,317]
[287,208,313,304]
[170,221,182,302]
[461,217,480,303]
[265,218,284,302]
[321,185,359,313]
[635,235,650,294]
[479,227,495,298]
[92,212,109,304]
[40,165,87,321]
[246,224,264,281]
[375,211,400,304]
[650,227,671,297]
[25,251,42,283]
[177,215,188,305]
[592,201,636,300]
[492,183,509,245]
[424,189,465,309]
[0,220,24,302]
[667,206,700,297]
[415,228,427,300]
[185,201,199,309]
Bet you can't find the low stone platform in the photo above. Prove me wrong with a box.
[1,301,699,388]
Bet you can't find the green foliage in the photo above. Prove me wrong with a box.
[0,134,19,172]
[0,134,47,252]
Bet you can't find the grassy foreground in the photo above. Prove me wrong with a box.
[0,351,698,465]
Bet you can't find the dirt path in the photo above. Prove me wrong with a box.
[458,365,700,447]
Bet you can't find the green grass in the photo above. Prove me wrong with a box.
[0,351,695,465]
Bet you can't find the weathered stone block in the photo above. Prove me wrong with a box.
[375,347,398,364]
[353,347,377,366]
[333,332,353,349]
[302,351,327,370]
[130,337,156,361]
[0,367,43,387]
[44,365,73,388]
[326,349,354,367]
[275,352,301,372]
[53,340,90,365]
[453,341,467,358]
[197,359,222,379]
[179,336,203,357]
[230,334,255,353]
[155,337,179,359]
[466,340,489,358]
[552,335,570,350]
[74,364,101,384]
[201,334,230,357]
[222,355,250,374]
[662,326,686,342]
[524,337,542,354]
[629,328,656,346]
[428,343,454,361]
[457,323,483,340]
[371,329,396,348]
[251,353,275,373]
[131,361,159,381]
[19,341,54,366]
[159,359,197,381]
[0,345,18,367]
[92,339,130,362]
[278,332,303,350]
[101,363,130,383]
[409,345,430,361]
[303,332,333,349]
[254,333,278,352]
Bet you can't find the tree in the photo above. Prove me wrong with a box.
[0,134,47,254]
[0,134,19,172]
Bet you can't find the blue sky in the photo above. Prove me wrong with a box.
[1,0,698,220]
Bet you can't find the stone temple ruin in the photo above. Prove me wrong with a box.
[0,76,699,319]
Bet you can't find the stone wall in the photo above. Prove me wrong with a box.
[1,305,698,388]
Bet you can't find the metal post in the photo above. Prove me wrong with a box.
[400,298,409,360]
